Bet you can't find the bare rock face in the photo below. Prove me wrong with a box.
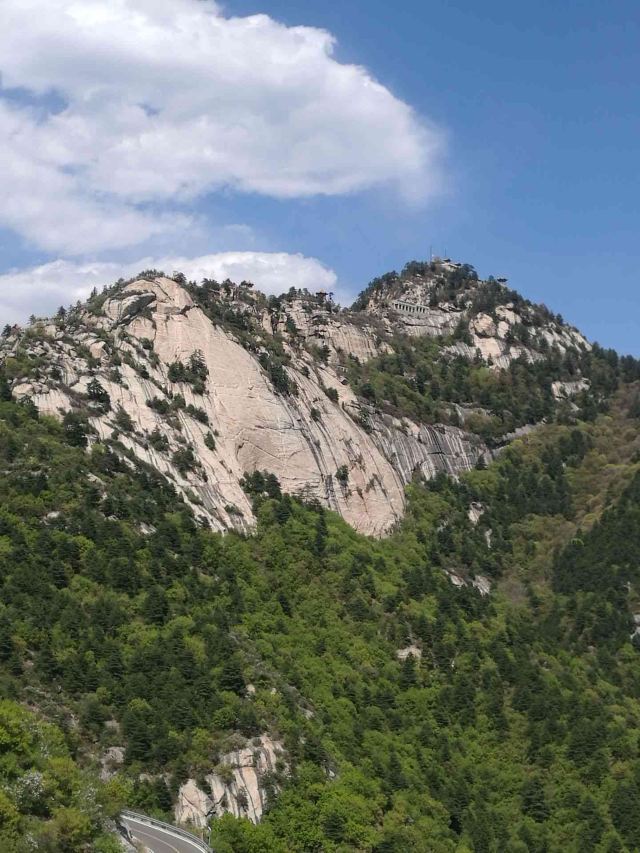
[175,779,215,829]
[396,644,422,661]
[360,261,591,369]
[467,502,485,525]
[100,746,125,782]
[551,378,590,400]
[266,297,391,364]
[444,568,492,596]
[176,735,284,827]
[5,276,486,536]
[369,415,488,485]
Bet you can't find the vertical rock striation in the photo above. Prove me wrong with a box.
[3,275,488,536]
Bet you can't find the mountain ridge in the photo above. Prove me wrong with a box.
[0,257,631,537]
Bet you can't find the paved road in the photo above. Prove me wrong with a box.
[121,812,210,853]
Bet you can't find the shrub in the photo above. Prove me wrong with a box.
[336,464,349,485]
[86,378,111,413]
[148,428,169,451]
[185,404,209,424]
[323,385,339,404]
[172,447,197,475]
[147,397,170,415]
[113,406,134,433]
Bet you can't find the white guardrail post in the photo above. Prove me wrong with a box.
[120,809,213,852]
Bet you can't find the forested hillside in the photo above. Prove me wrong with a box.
[1,365,640,850]
[0,699,122,851]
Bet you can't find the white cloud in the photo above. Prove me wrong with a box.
[0,103,190,254]
[0,0,442,255]
[0,252,338,325]
[162,252,337,294]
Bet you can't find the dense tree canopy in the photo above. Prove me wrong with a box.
[0,382,639,851]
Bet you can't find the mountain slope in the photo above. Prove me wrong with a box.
[2,258,633,538]
[1,271,488,536]
[1,378,640,850]
[3,257,640,850]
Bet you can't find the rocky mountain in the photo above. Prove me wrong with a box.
[0,257,612,538]
[2,258,640,850]
[356,259,589,368]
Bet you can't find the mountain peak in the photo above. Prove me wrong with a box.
[0,257,612,537]
[350,258,589,371]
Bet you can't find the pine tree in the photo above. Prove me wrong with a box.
[610,779,640,845]
[323,810,345,842]
[219,656,245,695]
[62,411,89,448]
[521,777,549,822]
[399,655,417,690]
[0,615,14,661]
[0,374,11,401]
[87,378,111,413]
[143,586,169,624]
[313,513,328,556]
[387,750,405,791]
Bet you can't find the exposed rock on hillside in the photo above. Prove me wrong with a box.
[265,295,391,364]
[176,735,285,827]
[2,274,485,535]
[369,415,488,483]
[2,257,603,536]
[358,258,590,369]
[444,568,492,596]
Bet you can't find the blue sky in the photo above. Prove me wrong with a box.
[225,0,640,353]
[1,0,638,353]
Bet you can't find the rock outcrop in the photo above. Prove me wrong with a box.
[360,259,590,369]
[369,415,489,484]
[3,275,486,536]
[176,735,284,827]
[2,257,596,536]
[265,296,391,364]
[396,644,422,661]
[444,568,492,596]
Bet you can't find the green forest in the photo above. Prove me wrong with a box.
[1,366,640,850]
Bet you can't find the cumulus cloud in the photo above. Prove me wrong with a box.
[0,252,338,325]
[161,251,337,294]
[0,102,190,254]
[0,0,442,255]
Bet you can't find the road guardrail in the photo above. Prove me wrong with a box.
[121,809,213,852]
